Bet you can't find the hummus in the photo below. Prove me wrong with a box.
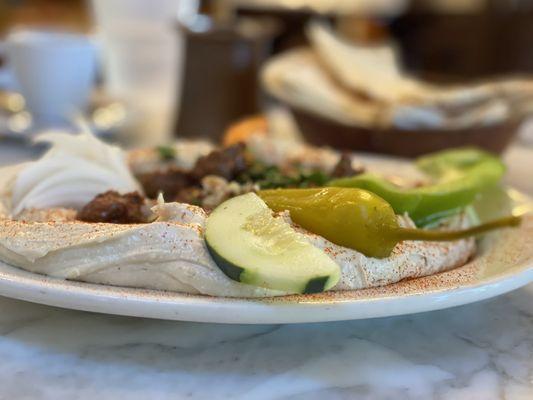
[0,201,474,297]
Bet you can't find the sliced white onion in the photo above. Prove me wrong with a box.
[11,129,141,215]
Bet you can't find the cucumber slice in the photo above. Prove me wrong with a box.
[205,193,340,294]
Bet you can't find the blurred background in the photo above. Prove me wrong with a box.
[1,0,533,165]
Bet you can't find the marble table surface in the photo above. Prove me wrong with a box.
[0,141,531,400]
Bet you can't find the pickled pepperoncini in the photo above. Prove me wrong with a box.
[259,188,521,259]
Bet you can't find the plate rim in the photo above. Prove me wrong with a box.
[0,257,531,324]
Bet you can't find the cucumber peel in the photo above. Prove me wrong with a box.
[205,193,340,294]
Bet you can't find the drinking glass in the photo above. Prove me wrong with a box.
[91,0,199,146]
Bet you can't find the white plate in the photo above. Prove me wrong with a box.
[0,153,532,324]
[0,215,531,324]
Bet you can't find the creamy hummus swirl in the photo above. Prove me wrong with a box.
[0,202,475,297]
[10,130,141,215]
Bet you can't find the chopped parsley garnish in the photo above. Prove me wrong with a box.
[237,162,332,189]
[157,146,177,161]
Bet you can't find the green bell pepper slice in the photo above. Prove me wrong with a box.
[329,148,505,226]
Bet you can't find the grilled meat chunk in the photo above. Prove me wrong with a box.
[137,168,193,200]
[77,191,147,224]
[191,143,248,181]
[331,153,364,178]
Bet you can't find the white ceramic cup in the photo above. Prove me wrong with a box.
[6,30,97,127]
